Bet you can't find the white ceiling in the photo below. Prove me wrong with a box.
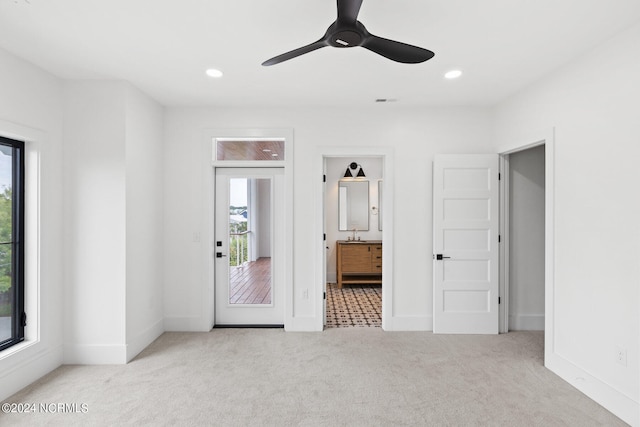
[1,0,640,108]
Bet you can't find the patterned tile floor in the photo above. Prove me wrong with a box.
[326,284,382,328]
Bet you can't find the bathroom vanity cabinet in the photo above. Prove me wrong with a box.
[336,240,382,288]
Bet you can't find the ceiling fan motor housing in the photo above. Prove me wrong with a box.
[328,21,367,47]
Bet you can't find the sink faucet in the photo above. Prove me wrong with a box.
[352,227,359,241]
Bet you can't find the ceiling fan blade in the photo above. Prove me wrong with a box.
[262,40,328,66]
[337,0,363,24]
[362,35,435,64]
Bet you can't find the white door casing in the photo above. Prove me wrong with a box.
[322,159,328,326]
[433,155,500,334]
[214,167,285,325]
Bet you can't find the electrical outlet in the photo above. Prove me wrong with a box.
[615,346,627,367]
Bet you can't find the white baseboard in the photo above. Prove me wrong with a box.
[509,314,545,331]
[288,316,320,331]
[164,316,209,332]
[126,318,164,362]
[384,315,432,331]
[63,344,127,365]
[546,351,639,426]
[0,343,63,401]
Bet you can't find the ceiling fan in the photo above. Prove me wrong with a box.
[262,0,435,66]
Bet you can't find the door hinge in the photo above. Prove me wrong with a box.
[498,172,501,180]
[324,292,326,300]
[498,297,501,304]
[323,174,326,182]
[498,235,501,243]
[323,233,326,241]
[21,312,27,327]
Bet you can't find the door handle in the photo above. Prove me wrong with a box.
[216,252,227,258]
[435,254,451,260]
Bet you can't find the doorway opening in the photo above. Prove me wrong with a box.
[502,145,546,333]
[214,168,285,326]
[498,129,555,364]
[324,156,383,328]
[204,130,293,331]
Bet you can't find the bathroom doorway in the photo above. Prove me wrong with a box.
[324,156,383,328]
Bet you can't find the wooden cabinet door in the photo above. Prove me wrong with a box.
[341,244,372,273]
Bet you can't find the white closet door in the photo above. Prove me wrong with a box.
[433,155,499,334]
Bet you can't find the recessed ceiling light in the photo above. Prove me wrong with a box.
[272,153,279,157]
[206,68,223,78]
[444,70,462,79]
[262,149,272,152]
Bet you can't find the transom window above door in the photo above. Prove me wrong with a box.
[216,139,285,161]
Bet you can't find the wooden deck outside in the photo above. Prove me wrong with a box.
[229,257,271,304]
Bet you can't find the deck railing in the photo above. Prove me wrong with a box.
[230,231,250,267]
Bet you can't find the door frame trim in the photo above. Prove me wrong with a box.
[315,146,394,331]
[498,128,555,361]
[202,129,294,331]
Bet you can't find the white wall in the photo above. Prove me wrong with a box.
[0,48,64,401]
[162,106,493,330]
[63,81,127,364]
[508,145,545,330]
[325,157,383,283]
[494,22,640,425]
[256,179,271,258]
[124,86,165,362]
[63,81,164,364]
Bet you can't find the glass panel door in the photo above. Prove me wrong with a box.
[215,168,284,325]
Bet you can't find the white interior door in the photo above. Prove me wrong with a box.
[433,155,499,334]
[215,167,284,325]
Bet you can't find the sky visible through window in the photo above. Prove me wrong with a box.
[230,178,247,207]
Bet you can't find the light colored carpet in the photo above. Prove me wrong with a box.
[0,330,626,426]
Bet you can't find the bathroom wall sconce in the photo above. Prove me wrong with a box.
[344,162,366,178]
